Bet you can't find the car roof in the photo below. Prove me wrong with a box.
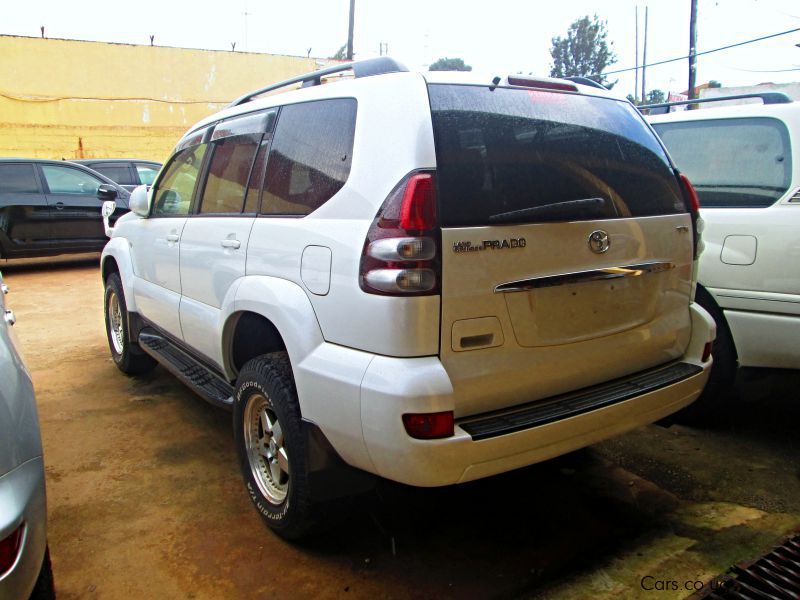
[73,159,161,165]
[0,158,130,194]
[180,68,626,149]
[647,99,799,124]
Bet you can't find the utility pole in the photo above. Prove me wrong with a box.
[634,6,639,103]
[346,0,355,60]
[688,0,699,105]
[641,6,648,103]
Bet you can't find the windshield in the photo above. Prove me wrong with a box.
[428,84,685,227]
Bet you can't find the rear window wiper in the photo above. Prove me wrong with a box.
[488,197,608,224]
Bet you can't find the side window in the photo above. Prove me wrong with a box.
[92,164,134,185]
[653,117,792,208]
[135,164,159,186]
[0,164,39,193]
[153,144,207,217]
[199,134,261,214]
[41,165,102,195]
[261,98,357,216]
[198,110,276,215]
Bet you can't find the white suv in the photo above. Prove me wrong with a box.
[648,95,799,420]
[101,58,715,538]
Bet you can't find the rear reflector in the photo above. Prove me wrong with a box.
[0,523,24,576]
[702,341,713,363]
[507,76,578,92]
[402,412,454,439]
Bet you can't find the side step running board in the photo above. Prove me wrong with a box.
[459,362,703,441]
[138,329,234,410]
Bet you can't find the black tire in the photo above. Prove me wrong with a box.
[104,272,156,375]
[29,545,55,600]
[673,286,738,426]
[233,352,318,540]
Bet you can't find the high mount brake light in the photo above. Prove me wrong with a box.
[360,171,441,296]
[678,172,703,260]
[507,76,578,93]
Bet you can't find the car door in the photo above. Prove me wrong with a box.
[129,134,209,341]
[0,162,51,258]
[39,163,108,252]
[179,110,275,367]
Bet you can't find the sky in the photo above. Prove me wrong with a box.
[2,0,799,100]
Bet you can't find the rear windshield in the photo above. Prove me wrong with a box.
[652,117,792,208]
[428,84,685,227]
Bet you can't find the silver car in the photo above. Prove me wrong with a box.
[0,271,53,599]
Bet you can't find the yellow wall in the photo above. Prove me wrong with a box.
[0,35,318,162]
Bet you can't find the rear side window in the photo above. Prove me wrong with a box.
[428,85,685,226]
[92,164,134,185]
[652,117,791,208]
[153,144,207,216]
[261,98,357,216]
[0,164,39,193]
[135,164,159,186]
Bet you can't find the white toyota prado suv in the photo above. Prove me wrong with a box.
[101,58,715,539]
[648,94,799,421]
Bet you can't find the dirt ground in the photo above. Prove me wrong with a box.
[3,259,799,599]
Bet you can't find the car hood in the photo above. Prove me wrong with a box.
[0,293,43,477]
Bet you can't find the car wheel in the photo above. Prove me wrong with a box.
[29,545,55,600]
[104,273,156,375]
[233,352,319,540]
[674,286,738,426]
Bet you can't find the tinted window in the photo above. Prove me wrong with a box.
[93,164,134,185]
[135,164,159,186]
[428,85,685,226]
[0,164,39,193]
[653,117,791,208]
[261,99,357,215]
[41,165,102,195]
[199,134,261,214]
[153,144,207,216]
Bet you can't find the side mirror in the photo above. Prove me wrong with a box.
[129,185,151,218]
[97,184,118,202]
[102,200,117,237]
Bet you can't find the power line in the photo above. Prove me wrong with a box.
[598,26,800,77]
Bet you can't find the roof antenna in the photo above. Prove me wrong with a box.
[489,76,501,91]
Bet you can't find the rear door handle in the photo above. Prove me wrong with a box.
[166,234,180,243]
[221,239,241,249]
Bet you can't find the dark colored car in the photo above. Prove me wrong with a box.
[73,159,161,192]
[0,159,130,260]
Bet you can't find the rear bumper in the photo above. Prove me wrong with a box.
[308,303,715,487]
[0,457,47,600]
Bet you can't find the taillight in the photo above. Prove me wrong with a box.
[359,171,441,296]
[402,411,454,439]
[678,172,703,260]
[0,523,24,576]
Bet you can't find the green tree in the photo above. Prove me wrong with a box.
[549,15,617,88]
[646,89,666,104]
[429,57,472,72]
[330,44,347,60]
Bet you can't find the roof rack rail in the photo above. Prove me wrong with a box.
[563,76,607,90]
[640,92,792,112]
[228,57,409,108]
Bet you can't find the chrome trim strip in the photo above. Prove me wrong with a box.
[494,261,675,293]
